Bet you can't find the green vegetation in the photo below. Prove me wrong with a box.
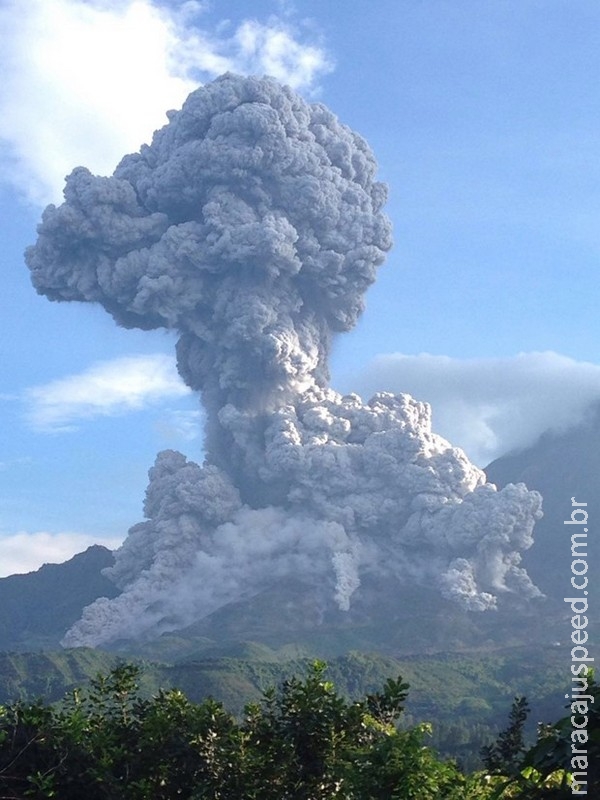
[1,662,597,799]
[0,662,477,799]
[0,645,570,772]
[481,696,530,775]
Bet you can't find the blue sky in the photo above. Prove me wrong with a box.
[1,0,600,575]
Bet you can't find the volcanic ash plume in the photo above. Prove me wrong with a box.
[25,74,542,647]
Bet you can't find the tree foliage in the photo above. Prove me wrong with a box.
[480,696,529,775]
[0,661,596,799]
[481,672,599,799]
[0,661,489,799]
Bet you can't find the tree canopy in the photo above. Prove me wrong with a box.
[0,662,597,799]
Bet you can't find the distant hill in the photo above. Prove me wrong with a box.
[485,405,600,612]
[0,644,569,772]
[121,576,552,665]
[0,647,120,702]
[0,545,119,651]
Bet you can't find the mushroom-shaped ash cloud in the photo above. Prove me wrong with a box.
[25,74,541,647]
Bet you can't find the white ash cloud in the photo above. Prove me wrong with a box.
[27,73,392,473]
[63,390,541,646]
[25,74,541,647]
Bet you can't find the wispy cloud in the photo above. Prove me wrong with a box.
[24,354,190,432]
[347,351,600,466]
[0,530,122,577]
[154,409,204,443]
[0,456,32,471]
[227,18,331,90]
[0,0,333,205]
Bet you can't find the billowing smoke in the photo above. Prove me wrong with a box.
[25,74,542,647]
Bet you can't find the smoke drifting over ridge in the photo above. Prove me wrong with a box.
[26,74,542,646]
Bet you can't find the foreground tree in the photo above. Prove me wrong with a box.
[0,661,491,799]
[10,659,596,799]
[481,672,599,799]
[480,696,530,777]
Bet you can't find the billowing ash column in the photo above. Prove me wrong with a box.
[26,74,542,647]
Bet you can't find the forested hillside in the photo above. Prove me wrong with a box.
[0,644,569,771]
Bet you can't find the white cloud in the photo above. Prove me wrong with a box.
[230,19,331,90]
[0,457,32,471]
[346,351,600,466]
[0,530,122,577]
[154,409,203,443]
[0,0,333,205]
[25,353,190,432]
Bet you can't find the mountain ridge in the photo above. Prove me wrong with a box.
[0,545,118,652]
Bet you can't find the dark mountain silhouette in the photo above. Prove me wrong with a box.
[0,545,118,651]
[485,404,600,609]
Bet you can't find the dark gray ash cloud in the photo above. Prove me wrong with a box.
[25,74,542,646]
